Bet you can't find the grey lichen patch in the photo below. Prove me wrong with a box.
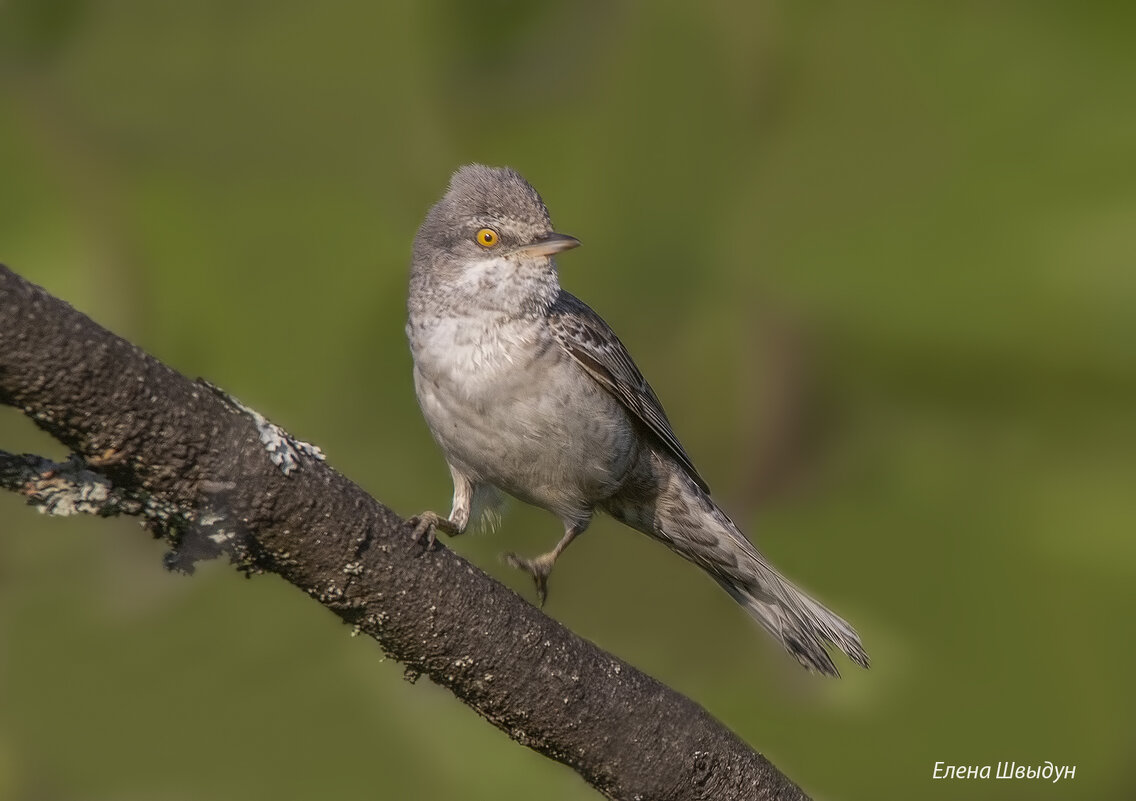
[207,529,237,545]
[34,470,112,516]
[255,413,325,475]
[314,581,345,604]
[1,453,140,517]
[445,655,476,683]
[199,380,325,475]
[0,450,248,575]
[198,511,227,528]
[267,548,300,571]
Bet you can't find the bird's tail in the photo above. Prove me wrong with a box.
[605,461,869,676]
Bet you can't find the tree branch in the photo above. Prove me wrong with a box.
[0,265,809,801]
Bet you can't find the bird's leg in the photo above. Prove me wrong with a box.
[409,466,473,549]
[504,523,585,607]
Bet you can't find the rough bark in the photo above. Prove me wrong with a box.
[0,264,808,801]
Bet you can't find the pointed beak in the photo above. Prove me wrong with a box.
[515,232,581,258]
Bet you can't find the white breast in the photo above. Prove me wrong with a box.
[415,313,539,383]
[407,272,635,520]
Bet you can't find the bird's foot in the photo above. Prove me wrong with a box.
[407,511,459,550]
[503,551,558,606]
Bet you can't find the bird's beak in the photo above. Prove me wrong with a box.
[515,232,581,258]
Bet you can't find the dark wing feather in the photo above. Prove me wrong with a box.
[547,292,709,492]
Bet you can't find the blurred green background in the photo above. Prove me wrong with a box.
[2,1,1134,799]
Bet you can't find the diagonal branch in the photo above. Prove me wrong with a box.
[0,265,808,801]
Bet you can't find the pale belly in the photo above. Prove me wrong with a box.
[411,316,637,521]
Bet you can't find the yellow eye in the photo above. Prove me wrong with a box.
[475,228,499,248]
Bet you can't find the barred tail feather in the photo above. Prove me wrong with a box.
[715,570,870,676]
[605,461,869,676]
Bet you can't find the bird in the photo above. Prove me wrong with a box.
[405,164,869,676]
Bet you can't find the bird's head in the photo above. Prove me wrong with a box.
[410,165,579,314]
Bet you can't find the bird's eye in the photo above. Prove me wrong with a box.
[475,228,499,248]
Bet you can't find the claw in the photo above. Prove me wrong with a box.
[501,524,584,607]
[408,511,457,550]
[504,551,556,606]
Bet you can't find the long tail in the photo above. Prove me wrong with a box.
[605,459,869,676]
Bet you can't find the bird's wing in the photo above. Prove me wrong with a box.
[547,291,709,493]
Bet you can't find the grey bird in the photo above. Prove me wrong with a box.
[406,164,869,676]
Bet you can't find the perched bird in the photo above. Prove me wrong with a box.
[406,164,869,676]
